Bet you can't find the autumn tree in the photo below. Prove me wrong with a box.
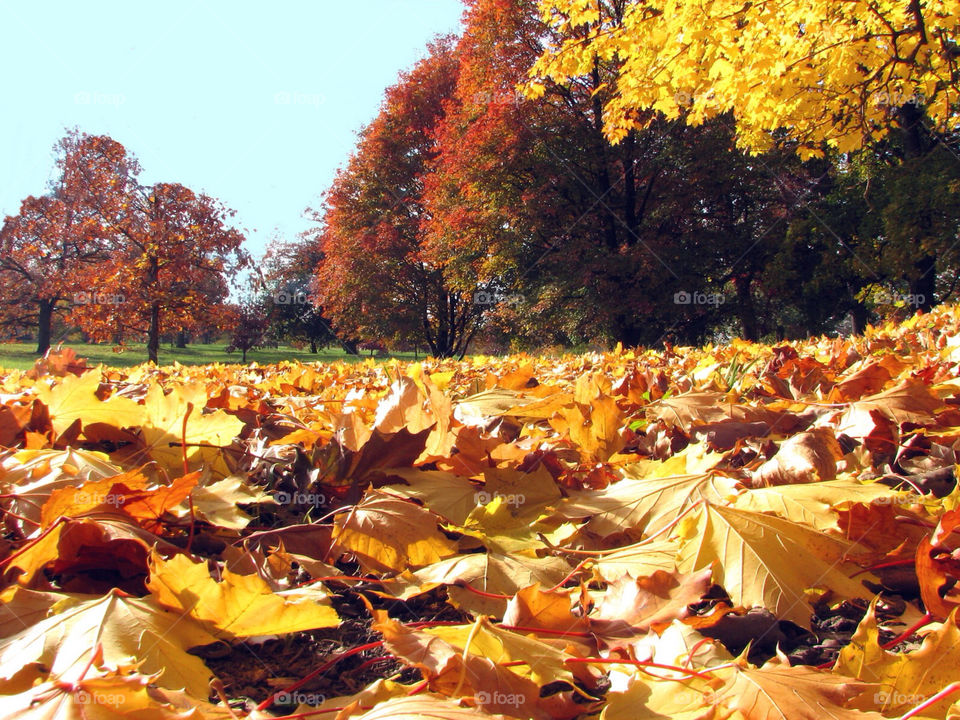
[530,0,960,155]
[260,236,341,353]
[74,182,249,364]
[530,0,960,312]
[225,298,270,363]
[421,0,811,345]
[311,38,486,358]
[0,132,138,353]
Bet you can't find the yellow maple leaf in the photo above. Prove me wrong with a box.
[146,551,340,638]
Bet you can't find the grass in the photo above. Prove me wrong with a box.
[0,342,420,371]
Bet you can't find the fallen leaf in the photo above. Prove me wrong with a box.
[146,551,340,638]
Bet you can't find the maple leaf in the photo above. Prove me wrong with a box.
[591,568,713,636]
[751,428,844,487]
[712,657,886,720]
[836,600,960,716]
[0,588,218,697]
[7,514,173,592]
[589,539,681,583]
[26,346,88,380]
[550,386,625,461]
[0,586,65,639]
[5,669,235,720]
[34,369,143,436]
[39,470,197,534]
[135,382,244,475]
[381,551,571,605]
[843,378,944,426]
[181,473,272,530]
[39,468,151,528]
[676,503,875,627]
[556,471,738,540]
[502,584,591,636]
[0,448,126,533]
[371,610,588,718]
[648,390,741,427]
[733,479,911,531]
[916,508,960,619]
[352,694,512,719]
[331,490,458,573]
[146,551,340,638]
[382,468,483,525]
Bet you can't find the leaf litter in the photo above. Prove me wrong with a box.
[4,308,960,716]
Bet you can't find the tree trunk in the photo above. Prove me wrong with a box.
[590,63,619,250]
[898,104,936,311]
[849,302,869,336]
[175,330,187,348]
[309,340,318,353]
[146,250,160,364]
[147,302,160,364]
[910,255,936,311]
[242,347,247,363]
[734,277,759,341]
[36,298,54,355]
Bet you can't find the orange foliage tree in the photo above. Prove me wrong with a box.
[73,181,249,364]
[0,132,138,353]
[310,39,486,358]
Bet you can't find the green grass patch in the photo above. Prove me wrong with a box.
[0,342,420,371]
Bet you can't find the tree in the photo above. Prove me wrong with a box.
[260,236,341,353]
[0,132,137,353]
[529,0,960,324]
[225,299,270,363]
[422,0,812,345]
[529,0,960,156]
[311,38,486,358]
[73,182,249,364]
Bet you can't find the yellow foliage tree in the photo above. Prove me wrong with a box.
[528,0,960,157]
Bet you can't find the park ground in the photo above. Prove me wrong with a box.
[0,342,418,371]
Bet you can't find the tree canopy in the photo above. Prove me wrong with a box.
[529,0,960,156]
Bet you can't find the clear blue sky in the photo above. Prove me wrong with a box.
[0,1,464,259]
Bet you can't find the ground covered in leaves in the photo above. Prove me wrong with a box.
[4,308,960,718]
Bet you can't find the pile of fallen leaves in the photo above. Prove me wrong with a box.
[4,308,960,718]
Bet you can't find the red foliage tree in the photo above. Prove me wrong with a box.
[0,132,137,353]
[310,38,485,358]
[422,0,807,346]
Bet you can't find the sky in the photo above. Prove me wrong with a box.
[0,0,465,259]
